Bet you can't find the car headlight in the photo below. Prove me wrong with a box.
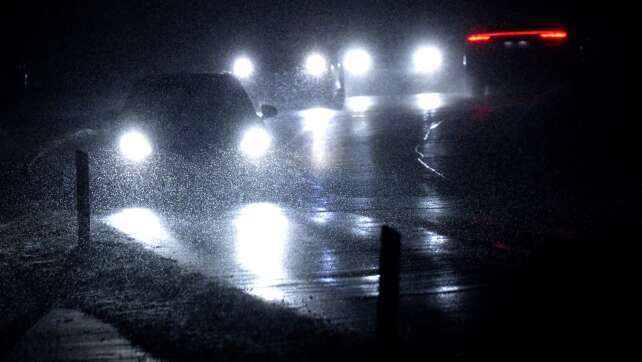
[305,52,328,77]
[233,56,254,79]
[413,46,443,74]
[344,48,372,75]
[119,131,152,162]
[240,127,271,159]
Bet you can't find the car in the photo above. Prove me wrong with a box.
[116,73,276,159]
[417,19,625,195]
[227,45,345,109]
[464,28,577,96]
[27,73,300,211]
[334,33,461,96]
[109,73,290,206]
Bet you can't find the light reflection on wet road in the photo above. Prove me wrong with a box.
[103,93,511,332]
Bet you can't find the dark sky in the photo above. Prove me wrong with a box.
[3,0,596,98]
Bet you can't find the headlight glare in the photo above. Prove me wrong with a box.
[413,46,443,74]
[233,57,254,79]
[344,48,372,76]
[240,127,271,158]
[305,53,328,77]
[119,131,152,162]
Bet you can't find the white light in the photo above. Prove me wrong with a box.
[239,127,271,158]
[344,48,372,75]
[305,52,328,76]
[106,208,171,246]
[347,96,373,113]
[233,57,254,79]
[300,107,336,168]
[416,93,444,112]
[235,203,289,301]
[300,107,336,132]
[413,46,443,74]
[119,131,152,162]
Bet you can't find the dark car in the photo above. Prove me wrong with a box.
[27,73,296,211]
[117,73,276,159]
[109,73,287,205]
[464,28,577,96]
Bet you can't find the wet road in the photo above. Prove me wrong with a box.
[5,91,638,357]
[97,93,527,338]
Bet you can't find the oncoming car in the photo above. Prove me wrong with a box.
[464,28,576,96]
[117,73,276,161]
[336,35,460,95]
[104,73,287,208]
[228,47,345,109]
[25,73,309,211]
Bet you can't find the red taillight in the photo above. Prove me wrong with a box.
[467,29,568,43]
[467,34,491,43]
[539,31,568,39]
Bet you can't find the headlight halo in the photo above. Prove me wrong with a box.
[239,126,272,159]
[233,56,254,79]
[119,131,153,162]
[413,46,443,74]
[304,52,328,77]
[344,48,372,76]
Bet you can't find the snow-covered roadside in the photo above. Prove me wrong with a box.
[0,212,78,357]
[8,308,158,362]
[1,213,366,361]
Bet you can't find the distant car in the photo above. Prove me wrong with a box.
[464,28,576,96]
[228,47,345,109]
[337,37,458,95]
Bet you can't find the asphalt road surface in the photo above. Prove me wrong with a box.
[101,94,506,325]
[2,93,638,359]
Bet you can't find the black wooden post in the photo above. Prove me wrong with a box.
[377,225,401,354]
[75,150,90,248]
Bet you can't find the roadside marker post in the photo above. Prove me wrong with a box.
[75,150,90,248]
[377,225,401,355]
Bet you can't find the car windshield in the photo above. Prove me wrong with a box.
[1,2,633,361]
[123,76,257,126]
[123,81,191,118]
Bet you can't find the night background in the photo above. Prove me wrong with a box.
[0,1,637,361]
[2,1,617,112]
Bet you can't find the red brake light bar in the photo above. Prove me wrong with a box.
[467,30,568,43]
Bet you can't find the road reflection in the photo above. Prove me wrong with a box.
[415,92,444,113]
[234,202,290,301]
[347,96,374,114]
[300,107,336,169]
[97,93,482,330]
[106,208,173,247]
